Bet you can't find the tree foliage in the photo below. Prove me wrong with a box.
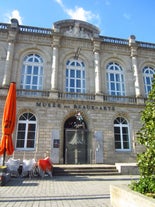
[131,76,155,194]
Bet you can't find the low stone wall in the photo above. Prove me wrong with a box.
[110,184,155,207]
[115,163,139,175]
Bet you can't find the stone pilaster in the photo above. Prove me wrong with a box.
[51,34,60,91]
[93,39,101,94]
[2,19,18,87]
[129,35,141,97]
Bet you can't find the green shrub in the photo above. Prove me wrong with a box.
[131,76,155,195]
[130,176,155,194]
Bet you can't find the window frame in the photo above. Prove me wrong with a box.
[20,54,43,91]
[143,66,155,97]
[114,117,131,152]
[106,62,125,96]
[66,59,86,93]
[16,113,37,151]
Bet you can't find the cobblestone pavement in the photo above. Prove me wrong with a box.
[0,175,138,207]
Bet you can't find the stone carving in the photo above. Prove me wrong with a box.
[53,20,100,39]
[65,22,91,39]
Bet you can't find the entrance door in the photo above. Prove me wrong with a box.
[65,129,88,164]
[64,113,90,164]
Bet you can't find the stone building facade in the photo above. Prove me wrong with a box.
[0,18,155,164]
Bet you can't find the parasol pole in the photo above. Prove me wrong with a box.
[3,148,6,166]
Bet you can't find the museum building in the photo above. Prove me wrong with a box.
[0,18,155,164]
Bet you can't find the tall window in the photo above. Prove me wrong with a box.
[16,113,37,150]
[66,59,85,93]
[20,54,43,90]
[106,62,125,96]
[143,66,155,96]
[114,117,130,151]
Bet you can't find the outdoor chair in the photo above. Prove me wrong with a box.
[38,157,53,178]
[22,158,36,178]
[0,157,3,166]
[6,158,20,177]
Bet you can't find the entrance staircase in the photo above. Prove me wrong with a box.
[53,164,120,176]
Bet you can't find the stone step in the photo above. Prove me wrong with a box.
[53,164,120,176]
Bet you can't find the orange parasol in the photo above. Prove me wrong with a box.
[0,82,16,164]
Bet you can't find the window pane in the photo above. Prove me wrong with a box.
[18,123,26,130]
[122,127,128,134]
[32,76,38,84]
[76,70,81,78]
[17,132,25,140]
[29,57,33,62]
[116,74,120,82]
[76,80,81,87]
[70,70,75,77]
[76,62,80,66]
[123,134,129,141]
[32,86,37,90]
[116,83,120,91]
[115,142,121,149]
[27,66,32,74]
[26,140,35,148]
[70,79,74,87]
[25,85,30,89]
[110,73,114,81]
[146,77,151,84]
[16,131,25,148]
[28,124,36,131]
[123,141,129,149]
[28,113,36,120]
[16,139,25,148]
[26,76,31,84]
[70,88,75,92]
[111,83,115,90]
[33,67,39,75]
[115,134,120,141]
[114,127,120,133]
[147,86,151,92]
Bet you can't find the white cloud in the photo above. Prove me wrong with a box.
[66,6,97,21]
[55,0,99,22]
[55,0,64,7]
[5,10,23,24]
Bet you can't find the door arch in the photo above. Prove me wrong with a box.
[64,112,89,164]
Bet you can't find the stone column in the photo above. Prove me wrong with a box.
[129,35,141,97]
[2,19,18,87]
[93,40,101,94]
[51,35,60,91]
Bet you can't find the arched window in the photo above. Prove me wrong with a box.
[66,59,85,93]
[114,117,130,151]
[20,54,43,90]
[106,62,125,96]
[16,113,37,150]
[143,66,155,96]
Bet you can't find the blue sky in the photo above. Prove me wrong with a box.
[0,0,155,43]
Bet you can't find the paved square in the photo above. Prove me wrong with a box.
[0,175,138,207]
